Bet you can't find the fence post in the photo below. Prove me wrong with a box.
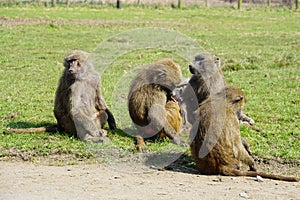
[52,0,57,7]
[117,0,121,9]
[296,0,299,9]
[178,0,182,8]
[205,0,209,7]
[268,0,271,7]
[238,0,242,9]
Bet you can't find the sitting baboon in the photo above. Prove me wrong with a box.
[175,52,258,153]
[179,52,255,126]
[190,85,299,182]
[128,59,185,151]
[4,50,116,142]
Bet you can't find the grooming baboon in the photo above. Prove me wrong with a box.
[128,59,185,151]
[4,50,116,142]
[190,85,299,182]
[174,52,258,154]
[178,52,255,126]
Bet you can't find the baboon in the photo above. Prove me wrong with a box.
[175,52,258,153]
[190,85,299,182]
[128,59,185,151]
[179,52,255,126]
[4,50,116,142]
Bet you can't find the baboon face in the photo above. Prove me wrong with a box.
[225,86,246,113]
[64,50,90,79]
[189,52,221,75]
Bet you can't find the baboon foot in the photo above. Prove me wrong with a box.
[83,134,109,143]
[172,135,188,147]
[136,135,146,152]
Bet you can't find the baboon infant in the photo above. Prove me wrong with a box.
[190,85,299,182]
[128,59,185,151]
[4,50,116,142]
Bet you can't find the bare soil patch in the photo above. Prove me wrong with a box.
[0,153,299,200]
[0,160,299,200]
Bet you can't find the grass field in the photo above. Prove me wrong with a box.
[0,5,299,166]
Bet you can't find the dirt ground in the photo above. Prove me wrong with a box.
[0,160,299,200]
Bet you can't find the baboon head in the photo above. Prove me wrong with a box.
[189,52,221,76]
[64,50,91,79]
[225,86,246,114]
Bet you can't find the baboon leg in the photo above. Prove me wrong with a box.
[239,143,257,172]
[97,110,108,128]
[72,111,107,142]
[148,104,187,146]
[136,135,146,152]
[241,137,252,155]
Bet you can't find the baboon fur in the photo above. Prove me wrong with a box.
[190,85,299,182]
[128,59,184,150]
[176,52,257,153]
[54,50,116,142]
[4,50,116,140]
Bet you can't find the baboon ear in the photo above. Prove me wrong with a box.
[233,96,243,103]
[189,64,197,74]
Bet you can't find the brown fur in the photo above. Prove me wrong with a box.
[190,85,299,182]
[128,59,185,150]
[156,98,182,139]
[4,50,116,142]
[176,52,257,154]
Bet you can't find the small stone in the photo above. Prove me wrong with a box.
[239,191,249,199]
[212,177,224,182]
[256,175,264,182]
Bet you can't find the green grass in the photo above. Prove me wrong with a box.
[0,5,299,165]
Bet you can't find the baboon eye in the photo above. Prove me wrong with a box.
[233,96,243,103]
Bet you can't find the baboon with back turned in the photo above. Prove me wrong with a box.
[4,50,116,142]
[190,85,299,182]
[128,59,185,151]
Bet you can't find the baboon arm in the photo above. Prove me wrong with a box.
[95,85,117,130]
[238,111,255,125]
[95,86,108,111]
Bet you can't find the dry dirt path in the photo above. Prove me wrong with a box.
[0,161,299,200]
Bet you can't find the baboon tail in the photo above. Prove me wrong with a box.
[222,167,299,182]
[255,172,299,182]
[3,125,58,134]
[105,108,117,130]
